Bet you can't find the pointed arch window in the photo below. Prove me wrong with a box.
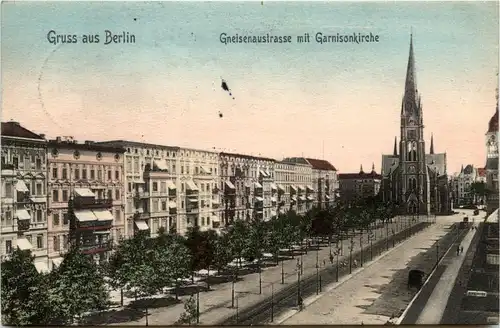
[406,142,417,161]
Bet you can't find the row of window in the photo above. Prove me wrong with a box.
[51,188,121,202]
[51,166,121,181]
[2,209,44,226]
[4,234,45,253]
[3,180,45,198]
[2,155,44,170]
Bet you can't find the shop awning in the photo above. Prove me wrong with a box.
[74,188,95,198]
[307,185,314,192]
[290,185,297,191]
[307,195,314,201]
[298,185,305,191]
[212,200,220,205]
[17,238,33,251]
[34,261,49,274]
[255,196,264,202]
[271,210,277,217]
[188,198,198,203]
[167,180,176,190]
[279,208,286,214]
[186,180,199,191]
[277,184,285,191]
[201,166,211,174]
[271,197,277,202]
[211,215,220,222]
[270,183,277,190]
[169,202,177,209]
[259,170,268,178]
[291,195,297,201]
[265,170,271,177]
[299,196,306,201]
[325,194,330,199]
[92,209,114,222]
[135,220,149,231]
[254,182,263,189]
[52,257,64,268]
[225,181,235,190]
[75,210,98,222]
[15,209,31,221]
[15,180,29,193]
[153,160,169,171]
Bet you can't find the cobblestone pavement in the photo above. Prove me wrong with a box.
[107,215,429,325]
[279,213,463,325]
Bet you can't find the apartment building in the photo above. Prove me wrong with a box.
[451,164,487,206]
[219,153,275,225]
[179,147,220,233]
[96,140,180,237]
[1,121,48,272]
[46,138,125,267]
[485,101,499,215]
[339,164,382,204]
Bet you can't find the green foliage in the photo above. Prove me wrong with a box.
[49,246,110,324]
[226,219,250,265]
[176,295,197,325]
[1,249,54,325]
[213,232,232,273]
[185,226,217,272]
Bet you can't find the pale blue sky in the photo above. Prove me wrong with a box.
[2,1,498,173]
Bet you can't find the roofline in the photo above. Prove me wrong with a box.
[47,140,126,153]
[96,140,180,151]
[219,152,276,162]
[2,135,47,144]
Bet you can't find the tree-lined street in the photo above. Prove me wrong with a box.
[1,200,433,326]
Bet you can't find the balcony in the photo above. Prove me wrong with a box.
[80,240,113,255]
[168,189,176,198]
[212,186,220,194]
[135,191,150,199]
[73,198,113,210]
[1,164,16,177]
[18,219,30,232]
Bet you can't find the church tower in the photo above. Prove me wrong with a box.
[399,35,428,214]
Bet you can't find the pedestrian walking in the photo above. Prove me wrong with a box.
[323,259,326,267]
[456,245,460,256]
[460,246,464,254]
[353,259,358,268]
[298,296,303,311]
[329,253,334,264]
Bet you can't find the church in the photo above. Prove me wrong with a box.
[381,35,451,215]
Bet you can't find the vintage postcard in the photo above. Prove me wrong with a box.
[1,1,499,326]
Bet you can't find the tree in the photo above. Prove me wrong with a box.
[165,233,192,299]
[1,249,55,325]
[107,232,158,301]
[227,220,249,268]
[469,181,489,204]
[49,246,110,324]
[213,231,232,274]
[176,294,197,325]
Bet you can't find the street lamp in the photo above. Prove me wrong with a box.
[368,231,374,261]
[296,258,302,308]
[259,260,262,295]
[391,228,395,248]
[196,286,200,324]
[349,237,354,274]
[359,230,363,267]
[231,271,236,308]
[270,282,275,322]
[281,258,285,284]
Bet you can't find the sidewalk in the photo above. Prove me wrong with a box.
[108,215,427,325]
[415,227,477,324]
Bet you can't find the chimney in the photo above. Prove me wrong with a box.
[56,136,62,142]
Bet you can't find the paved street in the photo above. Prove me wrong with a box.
[415,227,477,324]
[278,212,464,325]
[107,215,426,325]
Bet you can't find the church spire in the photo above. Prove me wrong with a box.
[371,162,375,173]
[360,164,364,174]
[402,34,419,116]
[430,133,434,154]
[393,136,398,156]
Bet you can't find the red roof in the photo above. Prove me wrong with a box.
[305,158,337,171]
[1,122,44,140]
[477,168,486,177]
[339,171,382,180]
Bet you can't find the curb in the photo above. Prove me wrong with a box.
[274,222,431,325]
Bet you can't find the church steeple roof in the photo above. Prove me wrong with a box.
[402,34,419,117]
[393,136,398,156]
[371,162,376,173]
[359,164,364,174]
[430,133,434,154]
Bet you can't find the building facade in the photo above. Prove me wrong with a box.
[47,137,126,267]
[219,153,275,225]
[96,141,180,237]
[381,35,451,215]
[305,158,338,209]
[338,164,382,204]
[1,122,48,272]
[485,92,499,215]
[451,164,487,206]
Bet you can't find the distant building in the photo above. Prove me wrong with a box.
[279,158,313,215]
[1,121,48,272]
[381,35,451,215]
[485,89,499,215]
[451,164,488,206]
[304,158,338,209]
[47,137,126,266]
[338,164,382,204]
